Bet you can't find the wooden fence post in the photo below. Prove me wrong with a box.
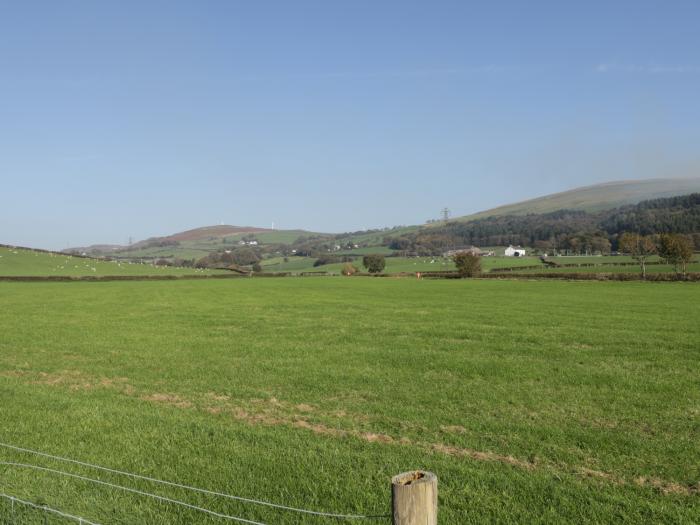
[391,470,437,525]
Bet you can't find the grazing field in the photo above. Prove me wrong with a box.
[515,262,700,274]
[1,278,699,523]
[260,254,689,276]
[0,247,223,277]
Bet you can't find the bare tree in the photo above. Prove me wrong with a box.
[619,233,656,279]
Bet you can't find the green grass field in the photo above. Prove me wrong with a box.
[0,247,226,277]
[516,263,700,274]
[1,278,699,523]
[261,254,690,276]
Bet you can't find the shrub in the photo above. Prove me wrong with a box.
[341,263,358,276]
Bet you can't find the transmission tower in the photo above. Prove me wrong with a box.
[441,207,451,222]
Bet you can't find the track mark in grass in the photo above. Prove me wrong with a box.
[430,443,534,470]
[6,369,700,498]
[578,467,624,484]
[440,425,467,434]
[3,369,133,392]
[142,393,194,409]
[634,476,700,496]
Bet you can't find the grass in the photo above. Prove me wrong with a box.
[516,263,700,274]
[261,255,663,275]
[0,247,223,276]
[0,278,699,523]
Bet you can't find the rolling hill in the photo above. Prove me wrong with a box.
[450,178,700,223]
[70,225,328,259]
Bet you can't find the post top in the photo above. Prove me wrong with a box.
[391,470,437,487]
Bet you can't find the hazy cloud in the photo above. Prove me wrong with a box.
[596,63,700,74]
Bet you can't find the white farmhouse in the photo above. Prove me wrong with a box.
[504,245,526,257]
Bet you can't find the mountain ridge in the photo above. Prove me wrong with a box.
[448,177,700,223]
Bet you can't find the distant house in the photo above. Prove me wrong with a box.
[504,245,526,257]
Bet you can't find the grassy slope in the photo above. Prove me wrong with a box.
[1,279,698,523]
[0,247,222,276]
[449,178,700,223]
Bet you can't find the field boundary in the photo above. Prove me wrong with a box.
[478,271,700,281]
[0,442,389,523]
[0,274,248,282]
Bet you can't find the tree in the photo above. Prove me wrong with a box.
[231,247,260,266]
[657,234,693,275]
[453,252,481,277]
[619,233,656,278]
[251,262,262,273]
[362,254,386,273]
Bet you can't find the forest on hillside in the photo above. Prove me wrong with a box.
[385,193,700,255]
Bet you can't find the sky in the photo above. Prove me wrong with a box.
[1,1,699,249]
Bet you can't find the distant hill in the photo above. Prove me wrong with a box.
[136,225,271,245]
[69,225,327,259]
[451,178,700,222]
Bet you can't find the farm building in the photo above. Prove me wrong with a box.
[504,245,526,257]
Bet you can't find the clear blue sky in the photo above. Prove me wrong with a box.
[1,1,699,249]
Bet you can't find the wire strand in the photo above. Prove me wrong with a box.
[0,441,388,520]
[0,462,268,525]
[0,492,101,524]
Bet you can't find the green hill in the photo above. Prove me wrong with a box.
[71,225,328,260]
[0,246,223,276]
[451,178,700,222]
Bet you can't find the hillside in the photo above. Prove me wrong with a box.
[451,178,700,222]
[395,193,700,255]
[64,178,700,261]
[71,225,328,259]
[0,246,223,277]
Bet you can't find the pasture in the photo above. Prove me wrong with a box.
[259,253,694,276]
[0,277,700,524]
[0,278,699,523]
[0,247,222,277]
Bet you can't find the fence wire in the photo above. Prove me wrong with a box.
[0,442,390,522]
[0,492,101,524]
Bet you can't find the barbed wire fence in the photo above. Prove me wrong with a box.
[0,441,391,524]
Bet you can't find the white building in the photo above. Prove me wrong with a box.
[504,245,526,257]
